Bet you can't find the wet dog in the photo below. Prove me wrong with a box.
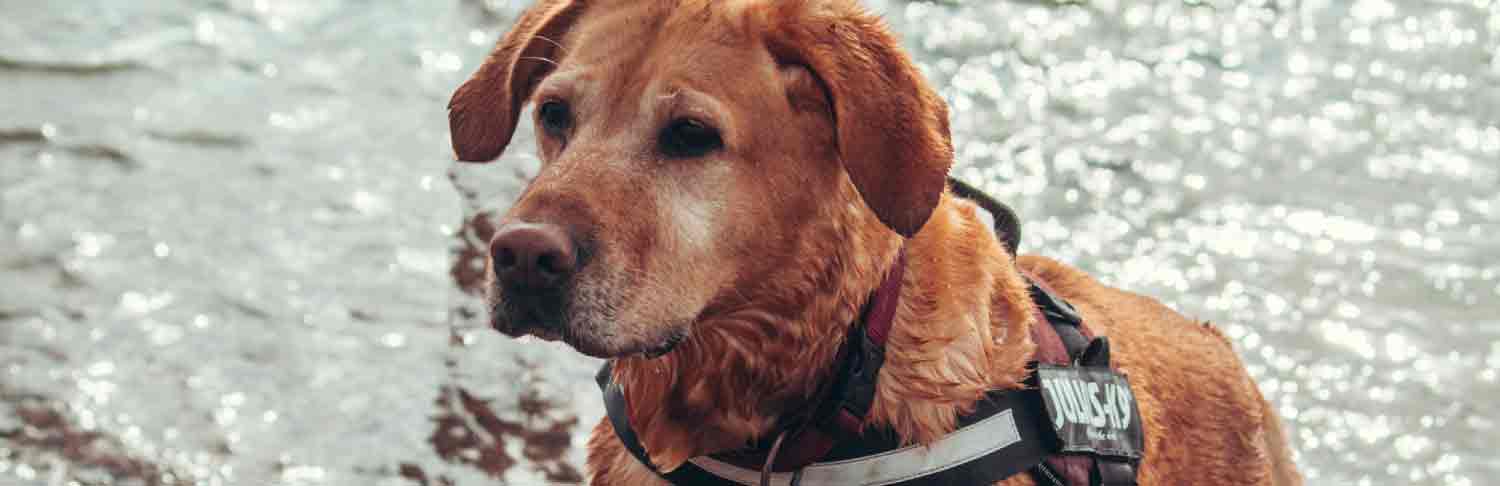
[448,0,1301,484]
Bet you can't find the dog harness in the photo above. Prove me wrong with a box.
[597,185,1145,486]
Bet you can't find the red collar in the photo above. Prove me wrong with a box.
[863,247,906,347]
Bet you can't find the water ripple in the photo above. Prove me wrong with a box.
[2,0,1497,484]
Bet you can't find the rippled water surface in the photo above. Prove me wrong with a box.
[2,0,1497,484]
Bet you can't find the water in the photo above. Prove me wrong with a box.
[1,0,1495,484]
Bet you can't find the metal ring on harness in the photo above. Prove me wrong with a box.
[760,430,789,486]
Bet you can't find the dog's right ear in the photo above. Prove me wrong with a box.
[449,0,584,162]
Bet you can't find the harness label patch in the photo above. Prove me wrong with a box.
[1036,365,1144,458]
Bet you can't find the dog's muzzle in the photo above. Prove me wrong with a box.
[488,221,579,333]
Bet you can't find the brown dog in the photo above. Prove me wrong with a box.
[448,1,1302,484]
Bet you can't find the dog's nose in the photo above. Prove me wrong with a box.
[490,222,578,290]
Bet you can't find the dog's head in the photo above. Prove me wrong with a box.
[450,0,952,358]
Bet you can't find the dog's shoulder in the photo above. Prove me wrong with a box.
[1016,255,1233,347]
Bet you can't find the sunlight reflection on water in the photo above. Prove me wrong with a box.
[2,0,1498,484]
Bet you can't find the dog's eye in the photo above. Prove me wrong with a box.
[659,119,723,158]
[538,100,572,138]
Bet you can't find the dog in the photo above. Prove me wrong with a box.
[447,1,1302,484]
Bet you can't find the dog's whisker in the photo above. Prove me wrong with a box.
[532,34,568,54]
[518,56,560,67]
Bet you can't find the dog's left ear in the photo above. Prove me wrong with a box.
[762,1,954,237]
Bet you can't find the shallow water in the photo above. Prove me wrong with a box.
[1,0,1496,485]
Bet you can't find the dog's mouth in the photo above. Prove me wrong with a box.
[640,327,687,359]
[566,323,689,360]
[546,324,688,360]
[489,288,567,335]
[489,287,691,360]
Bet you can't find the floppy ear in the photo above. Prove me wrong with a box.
[763,1,954,237]
[448,0,585,162]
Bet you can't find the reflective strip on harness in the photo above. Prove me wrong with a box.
[688,409,1021,486]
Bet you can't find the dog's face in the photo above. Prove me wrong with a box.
[449,0,953,358]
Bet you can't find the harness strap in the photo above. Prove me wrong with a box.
[599,363,1057,486]
[1025,270,1093,360]
[948,176,1022,256]
[1081,336,1140,486]
[1023,272,1141,486]
[1023,274,1094,486]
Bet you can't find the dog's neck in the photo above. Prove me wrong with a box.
[608,191,1039,471]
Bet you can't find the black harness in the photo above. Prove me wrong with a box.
[596,180,1145,485]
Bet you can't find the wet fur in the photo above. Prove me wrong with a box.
[449,0,1301,484]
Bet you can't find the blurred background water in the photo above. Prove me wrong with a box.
[1,0,1496,484]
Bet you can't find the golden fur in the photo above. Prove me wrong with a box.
[449,1,1302,484]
